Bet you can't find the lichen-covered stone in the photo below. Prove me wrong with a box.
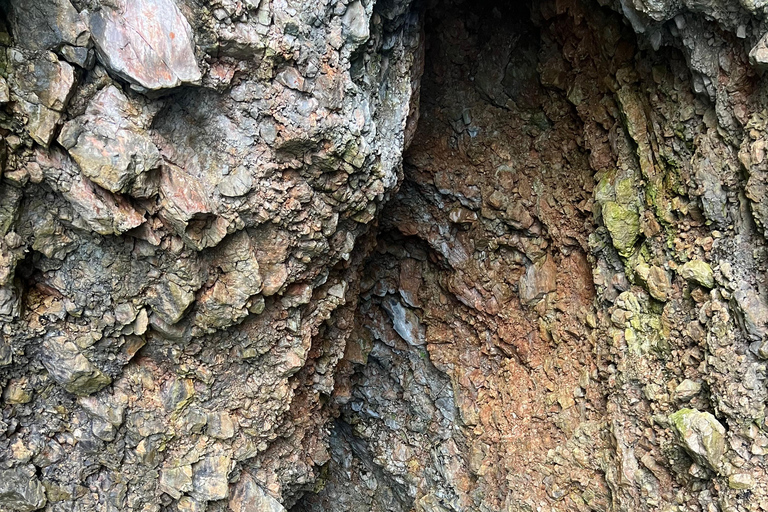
[678,259,715,288]
[602,202,640,257]
[669,408,726,471]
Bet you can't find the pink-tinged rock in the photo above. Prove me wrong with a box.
[90,0,202,91]
[59,85,161,194]
[64,174,145,235]
[159,166,229,249]
[519,254,558,306]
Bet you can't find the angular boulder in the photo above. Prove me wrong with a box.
[40,335,111,396]
[0,467,46,512]
[669,408,726,471]
[6,0,89,51]
[59,85,161,195]
[90,0,202,91]
[678,259,714,289]
[230,472,286,512]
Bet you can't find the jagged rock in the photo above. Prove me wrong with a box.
[602,202,640,257]
[159,465,194,499]
[669,408,726,471]
[5,0,768,510]
[519,255,558,305]
[158,166,228,250]
[750,33,768,71]
[207,411,235,439]
[230,473,286,512]
[342,2,370,44]
[59,85,161,195]
[14,53,76,112]
[734,285,768,342]
[90,0,202,91]
[192,455,231,502]
[678,260,714,288]
[40,335,111,396]
[674,380,701,402]
[195,230,262,330]
[382,296,425,346]
[63,174,146,235]
[6,0,89,51]
[729,473,755,489]
[0,467,47,512]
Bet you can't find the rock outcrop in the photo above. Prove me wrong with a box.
[3,0,768,511]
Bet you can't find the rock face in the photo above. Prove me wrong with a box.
[3,0,768,511]
[90,0,202,91]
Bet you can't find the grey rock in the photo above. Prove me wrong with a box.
[59,85,161,195]
[750,33,768,71]
[192,454,232,502]
[0,467,47,512]
[734,286,768,341]
[669,408,726,471]
[159,465,194,499]
[6,0,89,51]
[90,0,202,91]
[40,335,111,396]
[342,1,370,44]
[230,472,286,512]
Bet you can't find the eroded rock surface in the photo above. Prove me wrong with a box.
[3,0,768,511]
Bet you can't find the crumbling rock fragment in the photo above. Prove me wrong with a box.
[40,335,111,396]
[0,467,47,512]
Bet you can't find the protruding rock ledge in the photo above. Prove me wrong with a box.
[90,0,202,91]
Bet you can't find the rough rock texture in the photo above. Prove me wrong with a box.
[3,0,768,511]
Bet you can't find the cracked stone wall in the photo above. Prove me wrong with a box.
[4,0,768,511]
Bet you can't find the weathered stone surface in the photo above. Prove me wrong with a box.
[519,254,558,305]
[678,259,715,288]
[750,33,768,70]
[192,455,231,502]
[674,379,701,402]
[669,408,726,471]
[40,335,111,396]
[230,473,286,512]
[602,201,640,257]
[90,0,202,91]
[59,85,161,194]
[6,0,89,51]
[159,465,193,499]
[0,467,47,512]
[5,0,768,510]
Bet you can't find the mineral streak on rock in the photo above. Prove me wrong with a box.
[3,0,768,510]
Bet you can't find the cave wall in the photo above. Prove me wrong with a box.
[2,0,768,511]
[301,0,768,511]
